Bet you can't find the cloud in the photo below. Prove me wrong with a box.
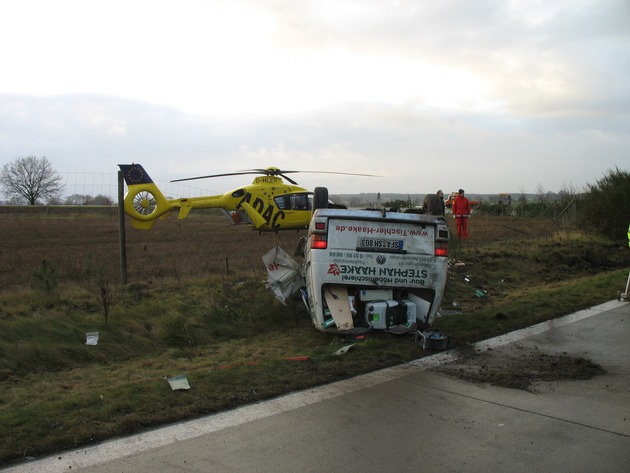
[1,0,629,197]
[2,93,628,197]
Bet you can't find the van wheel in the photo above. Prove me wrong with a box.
[313,187,329,210]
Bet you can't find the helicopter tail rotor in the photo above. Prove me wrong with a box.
[119,164,175,229]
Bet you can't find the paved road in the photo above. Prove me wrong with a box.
[4,300,629,472]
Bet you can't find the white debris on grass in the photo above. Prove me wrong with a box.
[167,374,191,391]
[332,344,356,356]
[85,332,99,346]
[262,246,304,305]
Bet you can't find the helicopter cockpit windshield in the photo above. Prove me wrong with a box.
[274,193,312,211]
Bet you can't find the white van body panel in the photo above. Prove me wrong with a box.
[302,209,449,334]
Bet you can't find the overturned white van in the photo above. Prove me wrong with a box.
[300,208,449,334]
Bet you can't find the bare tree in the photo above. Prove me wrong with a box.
[90,194,114,206]
[535,183,548,204]
[65,193,92,205]
[558,182,579,206]
[0,156,64,205]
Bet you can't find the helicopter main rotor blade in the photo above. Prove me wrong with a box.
[279,174,298,185]
[241,169,381,178]
[295,170,381,177]
[170,167,381,183]
[170,171,263,183]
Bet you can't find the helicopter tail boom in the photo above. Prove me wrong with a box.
[118,164,224,229]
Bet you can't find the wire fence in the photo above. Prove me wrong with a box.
[6,173,583,231]
[59,173,118,201]
[473,199,580,229]
[57,172,220,203]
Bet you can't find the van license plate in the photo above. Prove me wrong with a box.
[358,238,404,250]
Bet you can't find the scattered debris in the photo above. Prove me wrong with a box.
[263,246,304,305]
[437,309,459,317]
[457,271,493,298]
[85,332,99,346]
[416,329,449,350]
[332,344,356,356]
[283,356,311,362]
[166,374,190,391]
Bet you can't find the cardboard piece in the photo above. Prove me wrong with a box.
[324,285,354,331]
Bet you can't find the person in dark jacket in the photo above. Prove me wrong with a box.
[422,190,445,216]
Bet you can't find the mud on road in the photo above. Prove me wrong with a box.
[434,343,607,392]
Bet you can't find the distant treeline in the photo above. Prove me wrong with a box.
[331,192,579,208]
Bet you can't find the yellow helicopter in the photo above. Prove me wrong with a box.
[118,163,377,232]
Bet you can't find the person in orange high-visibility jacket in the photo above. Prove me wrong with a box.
[452,189,471,239]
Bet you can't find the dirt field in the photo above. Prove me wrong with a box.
[0,207,556,289]
[0,208,302,288]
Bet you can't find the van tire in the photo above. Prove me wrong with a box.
[313,187,329,210]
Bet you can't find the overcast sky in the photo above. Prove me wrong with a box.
[1,0,629,197]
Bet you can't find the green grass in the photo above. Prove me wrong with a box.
[435,270,627,343]
[1,215,629,466]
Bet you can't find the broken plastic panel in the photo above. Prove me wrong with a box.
[263,246,304,305]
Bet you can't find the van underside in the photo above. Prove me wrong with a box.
[304,283,440,334]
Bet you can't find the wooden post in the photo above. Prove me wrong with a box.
[118,171,128,285]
